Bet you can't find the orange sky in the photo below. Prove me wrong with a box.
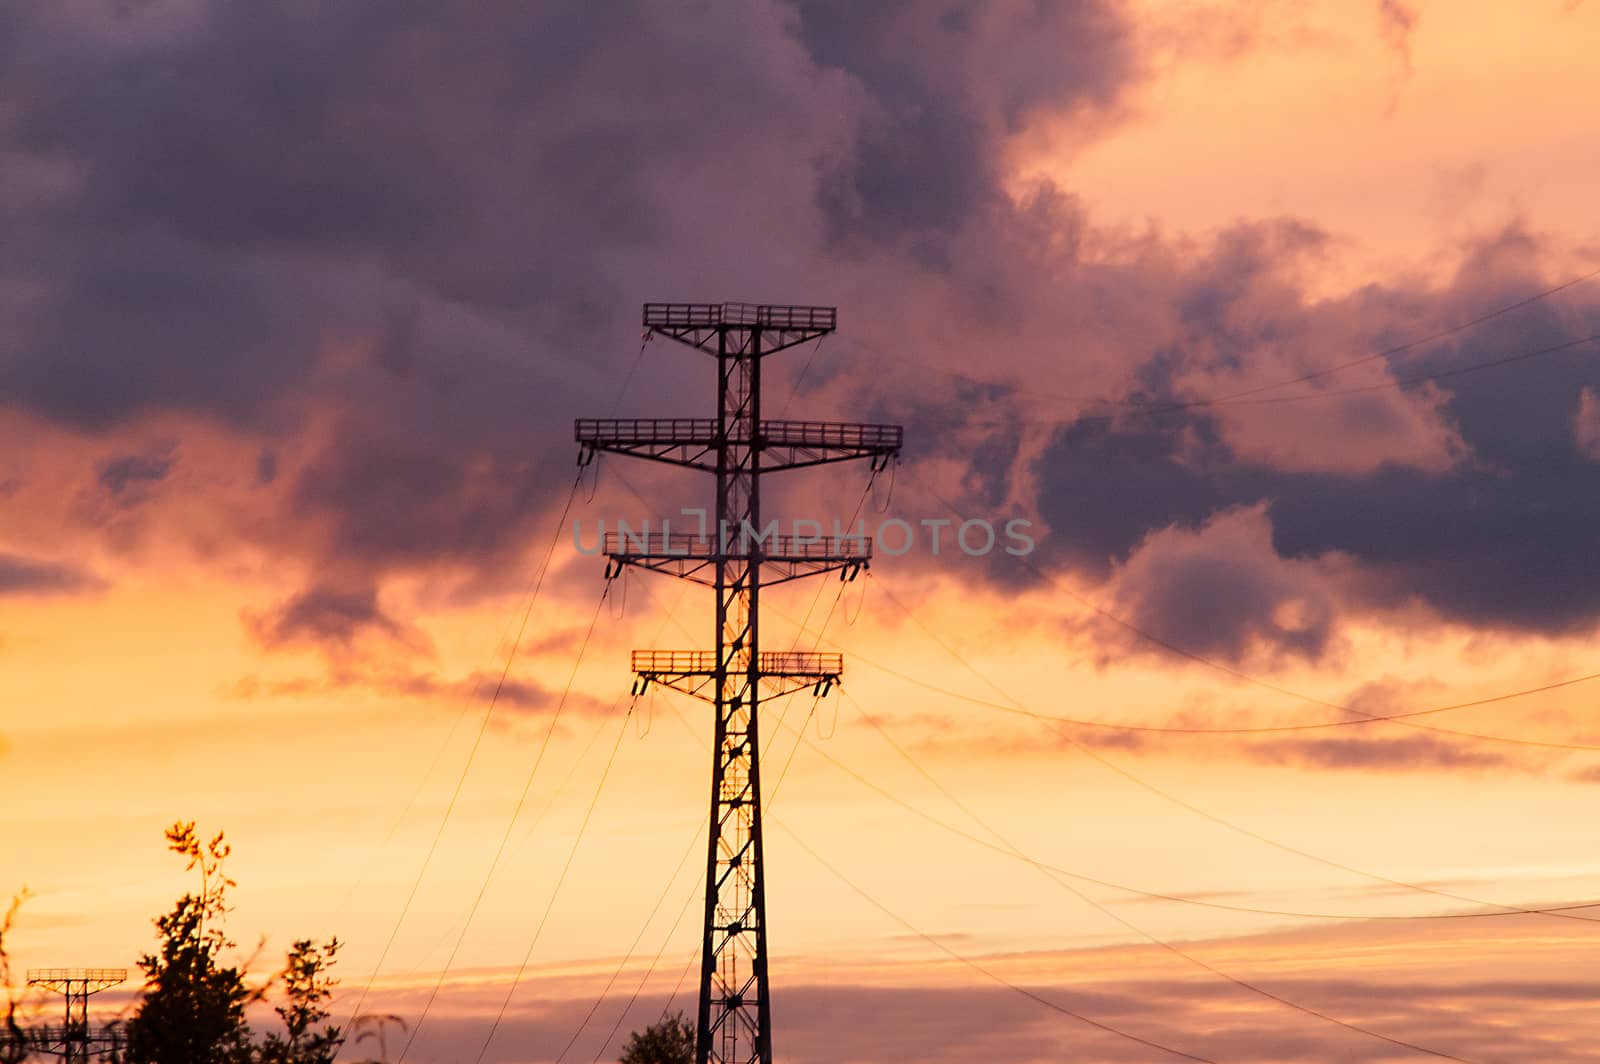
[5,2,1600,1062]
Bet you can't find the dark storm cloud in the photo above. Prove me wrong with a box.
[255,450,278,486]
[0,0,798,421]
[6,4,610,260]
[0,4,633,432]
[1027,240,1600,647]
[1105,505,1337,663]
[0,552,101,596]
[1248,733,1515,773]
[0,0,1152,654]
[796,0,1133,249]
[97,448,174,497]
[287,428,556,570]
[0,0,891,648]
[5,0,1594,664]
[244,579,427,654]
[4,231,343,431]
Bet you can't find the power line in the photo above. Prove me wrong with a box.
[553,613,709,1064]
[1177,263,1600,404]
[1208,330,1600,408]
[819,697,1482,1061]
[362,326,669,1053]
[548,585,706,1064]
[662,691,1224,1061]
[799,692,1599,924]
[530,549,837,1064]
[774,823,1221,1064]
[335,469,586,1049]
[553,819,706,1063]
[403,708,623,978]
[857,577,1600,750]
[905,485,1600,752]
[953,329,1600,429]
[581,688,825,1063]
[853,570,1600,925]
[396,578,616,1062]
[877,263,1600,423]
[778,334,828,419]
[474,701,638,1064]
[584,837,707,1063]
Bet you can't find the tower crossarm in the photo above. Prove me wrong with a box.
[757,419,902,472]
[23,968,126,1064]
[601,532,870,587]
[576,417,720,471]
[631,649,843,701]
[576,417,901,472]
[11,1024,126,1050]
[643,302,837,354]
[26,969,126,994]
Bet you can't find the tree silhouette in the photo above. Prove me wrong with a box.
[118,822,342,1064]
[0,891,34,1064]
[618,1012,694,1064]
[122,823,255,1064]
[256,939,341,1064]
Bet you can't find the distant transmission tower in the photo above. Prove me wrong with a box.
[577,303,901,1064]
[23,969,126,1064]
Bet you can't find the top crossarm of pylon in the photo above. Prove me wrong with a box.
[641,301,837,354]
[27,968,127,989]
[643,302,836,330]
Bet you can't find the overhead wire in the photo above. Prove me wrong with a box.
[334,467,587,1049]
[569,822,706,1063]
[510,271,1599,1060]
[473,698,639,1064]
[520,293,1600,1057]
[1200,330,1600,409]
[1191,263,1600,403]
[563,676,827,1061]
[795,692,1599,923]
[812,696,1483,1061]
[1013,275,1600,414]
[850,611,1600,744]
[948,330,1600,429]
[580,683,826,1062]
[405,705,624,976]
[550,578,707,1063]
[905,482,1600,751]
[848,570,1600,925]
[778,334,827,419]
[634,622,1462,1057]
[857,577,1600,751]
[450,559,697,1061]
[338,333,659,1049]
[775,823,1221,1063]
[865,263,1600,424]
[396,578,617,1062]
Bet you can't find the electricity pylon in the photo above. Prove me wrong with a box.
[577,303,901,1064]
[22,969,125,1063]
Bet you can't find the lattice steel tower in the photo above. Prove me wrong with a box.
[23,969,126,1063]
[577,303,901,1064]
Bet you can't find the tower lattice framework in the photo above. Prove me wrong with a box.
[19,969,125,1064]
[577,302,901,1064]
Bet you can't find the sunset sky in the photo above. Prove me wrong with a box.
[4,1,1600,1061]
